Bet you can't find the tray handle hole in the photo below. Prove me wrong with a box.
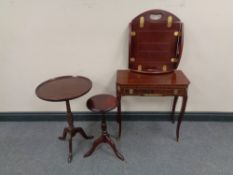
[150,14,162,20]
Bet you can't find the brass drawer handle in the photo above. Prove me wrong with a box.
[174,89,178,95]
[129,89,134,94]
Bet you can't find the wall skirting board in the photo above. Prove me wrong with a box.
[0,112,233,121]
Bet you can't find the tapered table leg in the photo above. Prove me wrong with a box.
[58,128,69,140]
[84,134,124,161]
[171,96,178,123]
[74,127,94,139]
[105,136,124,160]
[176,96,188,142]
[84,136,104,157]
[68,133,73,163]
[117,95,122,138]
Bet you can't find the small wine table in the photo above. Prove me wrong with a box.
[36,75,93,162]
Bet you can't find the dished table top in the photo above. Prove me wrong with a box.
[36,76,92,102]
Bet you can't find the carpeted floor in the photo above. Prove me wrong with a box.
[0,121,233,175]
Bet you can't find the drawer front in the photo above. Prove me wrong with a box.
[119,87,185,96]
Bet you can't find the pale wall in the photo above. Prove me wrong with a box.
[0,0,233,112]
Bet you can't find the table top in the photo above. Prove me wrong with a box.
[86,94,117,113]
[116,70,190,87]
[36,76,92,102]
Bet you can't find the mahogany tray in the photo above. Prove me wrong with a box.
[128,9,184,74]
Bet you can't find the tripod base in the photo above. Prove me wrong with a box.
[84,132,124,161]
[59,127,94,163]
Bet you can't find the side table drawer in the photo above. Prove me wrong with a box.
[118,87,185,96]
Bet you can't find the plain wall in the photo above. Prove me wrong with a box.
[1,0,233,112]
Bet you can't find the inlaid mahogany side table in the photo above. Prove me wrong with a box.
[36,76,93,163]
[116,70,190,141]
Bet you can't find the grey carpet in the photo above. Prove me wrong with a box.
[0,121,233,175]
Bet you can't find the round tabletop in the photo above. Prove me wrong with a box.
[36,76,92,102]
[86,94,117,113]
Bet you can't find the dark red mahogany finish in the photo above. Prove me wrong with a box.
[116,70,190,141]
[84,94,124,161]
[116,10,189,142]
[129,9,183,74]
[36,76,93,163]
